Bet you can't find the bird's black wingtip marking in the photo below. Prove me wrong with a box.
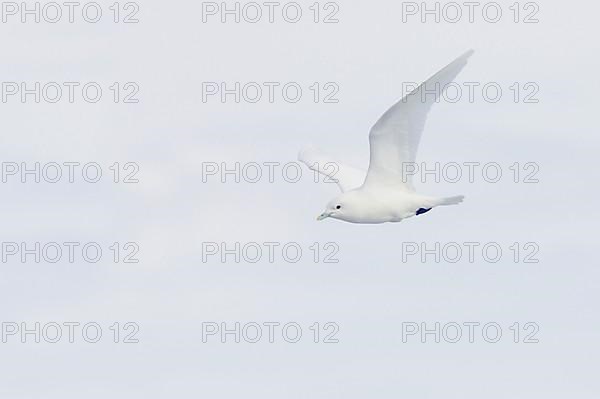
[416,208,432,216]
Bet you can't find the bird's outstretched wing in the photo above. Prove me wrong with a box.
[363,50,474,191]
[298,147,366,192]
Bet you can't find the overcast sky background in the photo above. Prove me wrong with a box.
[1,0,599,397]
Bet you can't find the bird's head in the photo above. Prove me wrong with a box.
[317,192,358,222]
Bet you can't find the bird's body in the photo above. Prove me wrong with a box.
[300,50,473,224]
[322,187,463,224]
[323,188,443,224]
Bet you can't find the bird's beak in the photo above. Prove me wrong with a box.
[317,212,330,221]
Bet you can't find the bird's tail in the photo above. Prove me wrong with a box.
[437,195,465,206]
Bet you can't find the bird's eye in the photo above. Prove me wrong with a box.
[336,205,341,210]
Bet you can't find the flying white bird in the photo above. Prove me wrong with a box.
[299,50,474,224]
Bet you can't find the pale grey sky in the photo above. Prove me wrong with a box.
[1,0,599,397]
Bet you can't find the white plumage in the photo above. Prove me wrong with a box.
[299,50,473,224]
